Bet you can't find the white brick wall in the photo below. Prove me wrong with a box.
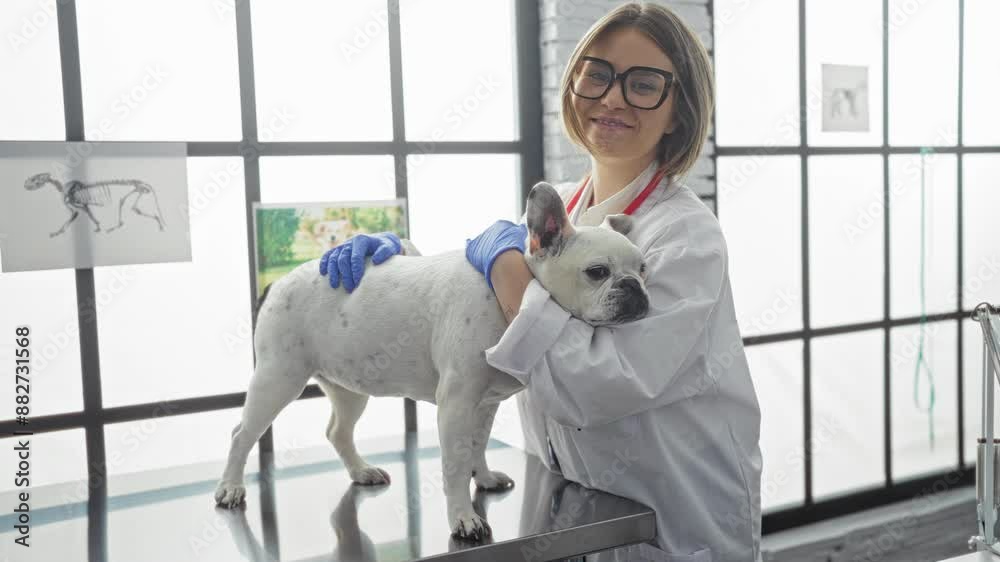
[538,0,716,204]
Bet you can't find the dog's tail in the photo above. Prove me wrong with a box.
[253,283,273,332]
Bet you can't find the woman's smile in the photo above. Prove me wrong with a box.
[589,115,636,143]
[590,115,634,129]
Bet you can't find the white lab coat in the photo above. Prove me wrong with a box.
[485,161,763,562]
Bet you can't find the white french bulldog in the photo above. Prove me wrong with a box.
[214,182,651,540]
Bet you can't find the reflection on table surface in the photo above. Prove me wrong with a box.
[0,430,655,562]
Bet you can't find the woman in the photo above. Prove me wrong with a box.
[321,3,761,560]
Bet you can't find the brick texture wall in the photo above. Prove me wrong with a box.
[537,0,716,203]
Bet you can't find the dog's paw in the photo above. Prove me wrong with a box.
[474,469,515,491]
[214,481,247,508]
[348,465,391,485]
[451,511,491,541]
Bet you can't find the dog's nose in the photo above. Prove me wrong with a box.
[610,277,648,322]
[626,291,649,318]
[616,277,641,293]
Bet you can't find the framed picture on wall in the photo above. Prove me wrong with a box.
[821,63,870,133]
[251,200,408,298]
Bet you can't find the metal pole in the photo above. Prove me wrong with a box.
[984,331,996,545]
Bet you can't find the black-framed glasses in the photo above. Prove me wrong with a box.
[570,56,675,110]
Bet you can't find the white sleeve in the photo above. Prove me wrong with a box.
[484,224,728,428]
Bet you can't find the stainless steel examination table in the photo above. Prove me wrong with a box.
[0,430,656,562]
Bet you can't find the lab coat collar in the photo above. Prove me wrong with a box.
[570,160,677,227]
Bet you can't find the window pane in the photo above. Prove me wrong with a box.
[0,1,65,140]
[718,156,802,337]
[962,154,1000,307]
[0,269,83,418]
[746,340,804,511]
[0,429,86,493]
[811,330,884,499]
[271,395,405,466]
[963,320,1000,466]
[805,0,883,146]
[105,408,252,489]
[407,154,519,256]
[96,158,253,407]
[714,0,799,146]
[962,0,1000,146]
[0,514,86,562]
[0,430,88,562]
[890,321,958,481]
[76,0,241,141]
[400,0,517,142]
[808,156,883,328]
[887,0,958,146]
[889,154,957,318]
[417,401,438,443]
[251,0,393,142]
[271,397,332,461]
[259,156,396,204]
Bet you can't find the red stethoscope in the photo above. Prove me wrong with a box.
[565,166,669,216]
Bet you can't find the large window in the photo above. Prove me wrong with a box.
[0,0,541,528]
[715,0,996,530]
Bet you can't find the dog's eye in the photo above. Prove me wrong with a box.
[585,265,610,281]
[639,263,647,277]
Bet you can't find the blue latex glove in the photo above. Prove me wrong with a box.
[465,220,528,290]
[319,232,402,292]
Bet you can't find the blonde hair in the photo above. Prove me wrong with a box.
[560,2,715,180]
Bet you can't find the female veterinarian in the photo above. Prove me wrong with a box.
[320,3,762,561]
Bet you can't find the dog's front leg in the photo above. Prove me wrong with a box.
[437,398,490,540]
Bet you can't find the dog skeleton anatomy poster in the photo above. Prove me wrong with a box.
[0,142,191,272]
[252,200,408,297]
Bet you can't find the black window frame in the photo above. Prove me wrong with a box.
[710,0,988,533]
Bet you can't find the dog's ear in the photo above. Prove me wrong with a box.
[525,182,575,258]
[600,213,634,238]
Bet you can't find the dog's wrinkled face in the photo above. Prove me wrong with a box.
[523,182,650,325]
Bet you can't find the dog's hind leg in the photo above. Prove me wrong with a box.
[215,358,309,508]
[317,378,390,485]
[470,404,514,491]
